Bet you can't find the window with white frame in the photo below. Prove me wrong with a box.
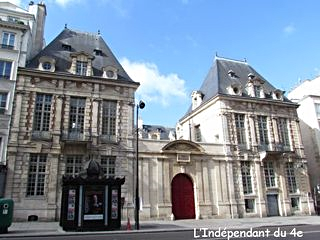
[101,156,116,177]
[264,161,276,188]
[257,116,269,146]
[235,113,247,145]
[254,85,261,98]
[69,97,86,134]
[76,61,87,76]
[102,101,117,140]
[1,32,15,49]
[315,103,320,118]
[0,92,8,113]
[33,94,52,131]
[65,155,83,177]
[194,125,201,142]
[278,118,290,148]
[27,154,47,196]
[241,161,253,194]
[0,60,12,79]
[285,162,297,193]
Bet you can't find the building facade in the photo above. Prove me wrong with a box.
[5,27,139,221]
[136,57,314,220]
[0,1,46,197]
[288,77,320,204]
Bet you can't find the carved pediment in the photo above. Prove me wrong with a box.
[162,140,204,153]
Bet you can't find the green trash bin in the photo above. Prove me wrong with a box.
[0,199,14,233]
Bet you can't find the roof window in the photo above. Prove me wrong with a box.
[94,49,103,56]
[62,44,71,51]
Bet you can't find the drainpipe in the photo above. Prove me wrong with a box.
[227,160,234,218]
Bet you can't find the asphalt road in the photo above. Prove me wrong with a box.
[3,225,320,240]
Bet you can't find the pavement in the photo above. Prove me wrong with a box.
[0,215,319,238]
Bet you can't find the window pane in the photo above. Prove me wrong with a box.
[27,154,47,196]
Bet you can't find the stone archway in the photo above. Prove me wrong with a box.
[171,173,195,220]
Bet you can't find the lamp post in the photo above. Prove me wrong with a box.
[135,100,145,230]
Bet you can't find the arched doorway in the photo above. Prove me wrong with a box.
[171,173,195,219]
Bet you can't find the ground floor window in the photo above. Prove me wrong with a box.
[27,154,47,196]
[291,197,300,211]
[101,156,116,177]
[245,199,255,213]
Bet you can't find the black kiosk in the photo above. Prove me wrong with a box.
[60,159,124,231]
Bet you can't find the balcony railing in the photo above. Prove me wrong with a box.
[62,129,91,142]
[31,131,52,140]
[99,134,117,143]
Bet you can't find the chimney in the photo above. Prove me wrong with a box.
[28,2,47,60]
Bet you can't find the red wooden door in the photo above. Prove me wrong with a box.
[171,174,195,219]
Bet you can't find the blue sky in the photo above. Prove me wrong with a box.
[6,0,320,127]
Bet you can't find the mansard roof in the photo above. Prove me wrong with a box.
[27,28,134,82]
[182,56,291,118]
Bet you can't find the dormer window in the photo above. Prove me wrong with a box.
[69,52,94,76]
[62,44,71,51]
[102,66,118,79]
[38,56,55,72]
[42,62,51,70]
[76,61,87,76]
[94,49,103,56]
[191,91,204,110]
[254,85,261,98]
[228,83,242,96]
[273,89,284,101]
[246,75,265,98]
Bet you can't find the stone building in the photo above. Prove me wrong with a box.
[0,1,46,197]
[288,77,320,203]
[137,56,314,220]
[5,27,139,221]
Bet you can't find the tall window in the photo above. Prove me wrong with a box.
[254,85,261,98]
[257,116,269,146]
[0,92,8,113]
[241,161,253,194]
[69,97,86,133]
[65,155,83,177]
[101,156,116,177]
[33,94,52,131]
[315,103,320,118]
[264,162,276,188]
[235,114,246,145]
[27,154,47,196]
[286,162,297,193]
[0,60,12,79]
[102,101,117,140]
[278,118,290,148]
[194,125,201,142]
[76,61,87,76]
[1,32,15,49]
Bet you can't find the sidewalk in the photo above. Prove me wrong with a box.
[1,215,319,238]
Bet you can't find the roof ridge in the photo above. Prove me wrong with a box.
[215,55,248,64]
[64,27,101,38]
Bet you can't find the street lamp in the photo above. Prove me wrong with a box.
[135,100,145,230]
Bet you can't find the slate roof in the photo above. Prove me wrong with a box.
[141,124,176,140]
[182,56,291,118]
[27,28,134,82]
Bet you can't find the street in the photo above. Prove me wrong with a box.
[2,225,320,240]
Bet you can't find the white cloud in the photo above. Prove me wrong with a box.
[53,0,82,7]
[120,58,187,106]
[283,24,296,35]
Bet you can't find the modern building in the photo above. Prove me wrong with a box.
[5,27,139,221]
[288,77,320,202]
[0,1,46,197]
[137,56,314,220]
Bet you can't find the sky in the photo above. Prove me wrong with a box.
[4,0,320,127]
